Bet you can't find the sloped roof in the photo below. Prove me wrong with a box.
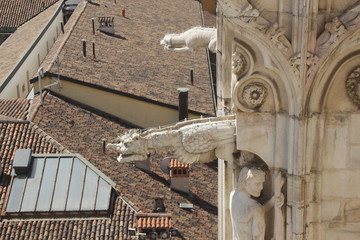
[0,0,60,31]
[0,99,31,120]
[30,92,218,239]
[0,121,67,211]
[0,1,63,89]
[0,97,136,239]
[37,0,215,115]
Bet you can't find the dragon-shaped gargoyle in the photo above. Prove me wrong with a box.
[107,116,236,164]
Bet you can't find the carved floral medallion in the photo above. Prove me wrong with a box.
[346,67,360,106]
[242,82,267,109]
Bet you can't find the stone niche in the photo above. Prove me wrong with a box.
[312,53,360,240]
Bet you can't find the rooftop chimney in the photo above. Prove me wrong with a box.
[135,213,172,239]
[168,158,190,193]
[177,88,189,121]
[13,149,32,176]
[98,17,115,35]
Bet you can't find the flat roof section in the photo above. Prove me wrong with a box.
[6,154,115,216]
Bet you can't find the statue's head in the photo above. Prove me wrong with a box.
[237,167,266,197]
[160,34,176,49]
[107,129,149,163]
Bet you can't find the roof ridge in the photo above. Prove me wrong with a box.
[45,0,88,73]
[119,194,140,213]
[0,117,29,123]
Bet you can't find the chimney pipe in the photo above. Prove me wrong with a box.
[60,21,64,33]
[92,18,95,35]
[122,8,126,17]
[102,139,107,153]
[82,39,86,57]
[177,88,189,121]
[190,68,194,85]
[92,41,96,59]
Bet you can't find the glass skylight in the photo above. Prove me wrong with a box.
[6,154,115,215]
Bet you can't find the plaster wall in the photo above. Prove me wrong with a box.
[34,77,200,128]
[0,5,64,99]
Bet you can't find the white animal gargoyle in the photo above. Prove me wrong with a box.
[160,26,217,53]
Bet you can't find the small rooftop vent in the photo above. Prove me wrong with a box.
[179,203,193,210]
[13,149,32,176]
[98,17,114,35]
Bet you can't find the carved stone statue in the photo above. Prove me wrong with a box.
[230,167,284,240]
[160,26,217,53]
[107,116,236,164]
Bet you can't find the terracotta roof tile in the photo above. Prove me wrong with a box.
[0,196,136,240]
[0,124,137,239]
[38,0,215,115]
[136,213,172,229]
[0,99,31,120]
[0,0,60,30]
[169,158,190,169]
[30,92,218,239]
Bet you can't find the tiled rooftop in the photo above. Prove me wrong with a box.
[30,92,218,239]
[39,0,216,115]
[0,121,67,211]
[0,97,137,239]
[0,196,135,240]
[0,0,59,31]
[0,99,31,120]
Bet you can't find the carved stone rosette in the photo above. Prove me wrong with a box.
[232,51,247,76]
[242,82,267,109]
[233,77,269,112]
[346,67,360,106]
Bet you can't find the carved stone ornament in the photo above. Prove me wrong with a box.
[316,17,347,52]
[160,27,217,53]
[265,23,291,52]
[232,50,247,76]
[107,116,237,164]
[242,82,268,109]
[346,67,360,106]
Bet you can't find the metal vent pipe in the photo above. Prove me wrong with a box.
[177,88,189,121]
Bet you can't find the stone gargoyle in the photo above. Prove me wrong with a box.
[107,116,236,164]
[160,26,217,53]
